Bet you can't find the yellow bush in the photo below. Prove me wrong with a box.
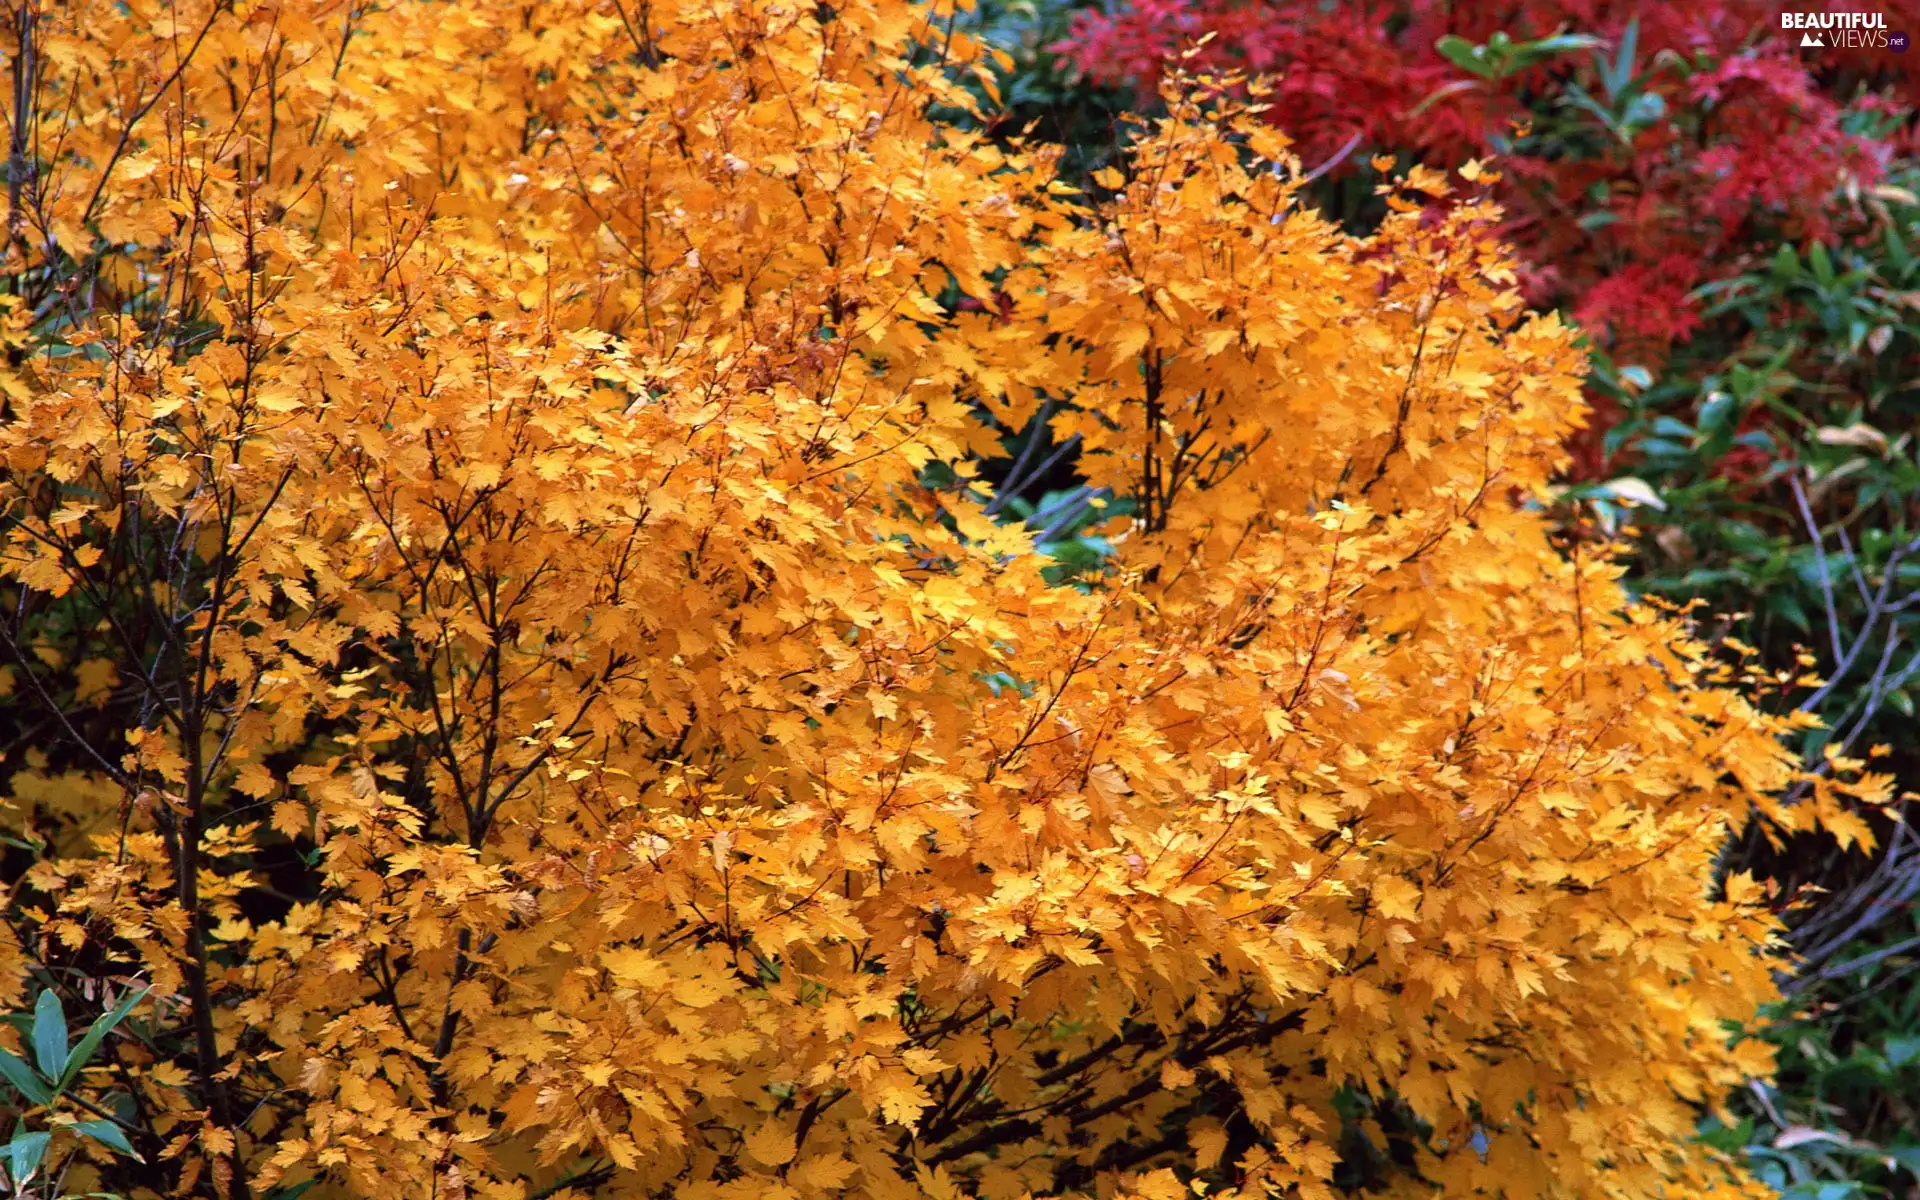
[0,0,1885,1196]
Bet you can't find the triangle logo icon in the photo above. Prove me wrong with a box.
[1801,30,1824,46]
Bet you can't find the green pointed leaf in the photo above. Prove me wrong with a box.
[3,1129,51,1186]
[1810,241,1835,287]
[1435,34,1498,78]
[0,1050,52,1106]
[1885,1142,1920,1176]
[57,986,148,1093]
[30,990,68,1083]
[73,1118,142,1161]
[1697,390,1737,432]
[1600,17,1639,99]
[1524,32,1604,56]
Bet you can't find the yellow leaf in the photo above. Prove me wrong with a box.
[794,1154,856,1189]
[1189,1122,1228,1169]
[1371,875,1421,921]
[745,1122,797,1166]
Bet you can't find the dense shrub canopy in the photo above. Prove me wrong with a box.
[0,0,1887,1197]
[1045,0,1920,940]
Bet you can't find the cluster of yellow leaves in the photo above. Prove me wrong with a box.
[0,0,1890,1197]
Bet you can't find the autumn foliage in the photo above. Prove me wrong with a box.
[1052,0,1909,360]
[0,0,1890,1197]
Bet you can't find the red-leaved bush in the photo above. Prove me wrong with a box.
[1053,0,1913,362]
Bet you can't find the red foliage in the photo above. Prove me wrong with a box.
[1572,256,1701,347]
[1052,0,1910,381]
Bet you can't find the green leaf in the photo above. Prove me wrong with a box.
[0,1050,52,1106]
[30,990,68,1083]
[1615,16,1642,64]
[1435,34,1498,78]
[57,986,148,1094]
[1599,17,1639,100]
[1886,222,1914,271]
[1621,91,1665,130]
[3,1129,51,1187]
[73,1118,142,1161]
[1887,1035,1920,1068]
[1634,437,1690,459]
[1559,84,1624,137]
[1518,32,1604,65]
[1885,1142,1920,1176]
[1697,390,1737,431]
[1810,242,1835,287]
